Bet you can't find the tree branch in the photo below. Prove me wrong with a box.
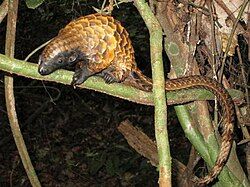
[0,54,244,106]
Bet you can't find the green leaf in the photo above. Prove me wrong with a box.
[89,152,107,175]
[89,158,104,175]
[25,0,44,9]
[106,158,116,176]
[106,155,120,176]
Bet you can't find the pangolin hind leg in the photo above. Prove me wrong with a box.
[98,65,130,84]
[98,67,120,84]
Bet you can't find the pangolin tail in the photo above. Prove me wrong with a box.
[125,66,234,186]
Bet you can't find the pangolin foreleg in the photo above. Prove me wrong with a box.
[71,60,97,86]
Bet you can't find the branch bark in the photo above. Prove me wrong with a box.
[117,120,197,187]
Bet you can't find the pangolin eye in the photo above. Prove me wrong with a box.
[69,55,77,62]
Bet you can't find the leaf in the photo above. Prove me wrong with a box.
[25,0,45,9]
[89,152,107,175]
[89,158,103,175]
[106,155,120,176]
[106,158,116,176]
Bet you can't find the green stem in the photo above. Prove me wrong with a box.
[133,0,171,186]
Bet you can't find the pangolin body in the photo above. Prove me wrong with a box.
[38,13,234,186]
[38,14,135,84]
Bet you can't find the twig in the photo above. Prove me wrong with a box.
[0,0,8,23]
[236,47,249,107]
[4,0,41,186]
[215,0,247,30]
[218,0,249,82]
[207,0,219,134]
[246,143,250,180]
[93,0,119,15]
[24,39,52,61]
[180,146,201,186]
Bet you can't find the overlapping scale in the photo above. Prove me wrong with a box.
[42,13,136,77]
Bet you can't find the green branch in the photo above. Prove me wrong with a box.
[133,0,171,186]
[0,54,243,105]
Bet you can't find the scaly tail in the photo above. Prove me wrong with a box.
[128,67,234,186]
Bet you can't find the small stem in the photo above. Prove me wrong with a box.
[0,0,8,23]
[218,0,249,82]
[25,39,52,61]
[207,0,219,135]
[4,0,41,186]
[236,47,249,107]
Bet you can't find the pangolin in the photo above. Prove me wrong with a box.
[38,13,234,186]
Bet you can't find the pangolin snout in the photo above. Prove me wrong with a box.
[38,55,54,75]
[38,65,51,75]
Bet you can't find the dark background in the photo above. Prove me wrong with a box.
[0,1,190,186]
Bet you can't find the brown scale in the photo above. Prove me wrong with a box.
[38,13,235,186]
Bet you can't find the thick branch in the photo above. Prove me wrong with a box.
[0,54,244,105]
[133,0,171,186]
[117,120,198,186]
